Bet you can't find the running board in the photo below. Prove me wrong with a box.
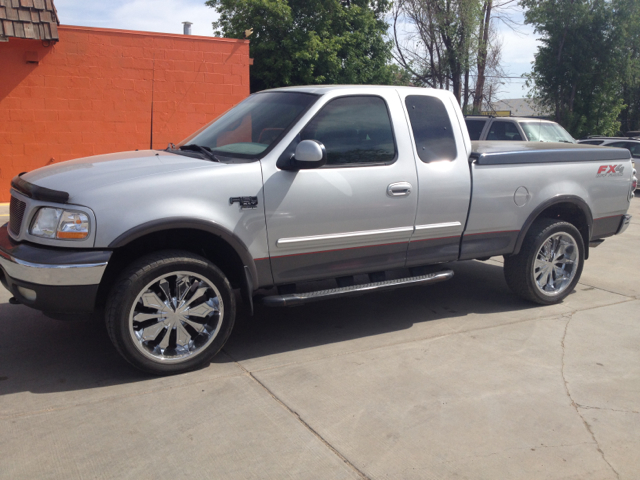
[261,270,454,307]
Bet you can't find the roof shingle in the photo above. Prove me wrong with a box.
[0,0,59,41]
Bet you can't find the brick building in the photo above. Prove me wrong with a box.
[0,3,250,202]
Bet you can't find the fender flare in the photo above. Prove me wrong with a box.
[512,195,593,256]
[108,217,261,289]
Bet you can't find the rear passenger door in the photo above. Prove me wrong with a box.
[401,93,471,266]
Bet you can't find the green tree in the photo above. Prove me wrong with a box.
[206,0,405,92]
[617,0,640,133]
[521,0,625,137]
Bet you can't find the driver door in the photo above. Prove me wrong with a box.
[261,91,418,284]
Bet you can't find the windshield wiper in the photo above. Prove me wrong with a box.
[179,144,220,162]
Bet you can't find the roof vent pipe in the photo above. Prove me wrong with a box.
[182,22,192,35]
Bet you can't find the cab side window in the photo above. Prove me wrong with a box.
[300,96,396,166]
[487,121,523,141]
[405,95,457,162]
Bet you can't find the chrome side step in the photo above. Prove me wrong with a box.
[261,270,454,307]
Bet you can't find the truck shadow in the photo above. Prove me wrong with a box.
[224,260,546,362]
[0,260,550,396]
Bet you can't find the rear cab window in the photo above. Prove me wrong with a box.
[465,119,487,140]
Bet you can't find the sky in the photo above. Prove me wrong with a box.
[492,11,540,100]
[54,0,540,100]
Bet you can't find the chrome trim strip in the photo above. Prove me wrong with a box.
[276,226,414,247]
[414,221,462,231]
[0,250,107,286]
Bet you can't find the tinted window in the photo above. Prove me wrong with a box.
[405,95,457,162]
[580,140,605,145]
[300,96,396,166]
[628,144,640,157]
[608,141,640,158]
[184,92,318,157]
[465,119,487,140]
[487,121,523,141]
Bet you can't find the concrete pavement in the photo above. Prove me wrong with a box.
[0,197,639,479]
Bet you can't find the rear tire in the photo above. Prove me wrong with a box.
[105,250,236,375]
[504,219,584,305]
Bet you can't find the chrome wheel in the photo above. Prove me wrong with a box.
[533,232,579,296]
[128,271,224,363]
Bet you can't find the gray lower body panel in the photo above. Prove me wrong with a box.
[459,230,519,260]
[406,236,460,267]
[592,214,624,240]
[270,242,407,284]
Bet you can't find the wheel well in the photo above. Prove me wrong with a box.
[534,202,591,256]
[96,229,245,307]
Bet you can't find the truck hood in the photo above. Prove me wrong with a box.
[20,150,216,202]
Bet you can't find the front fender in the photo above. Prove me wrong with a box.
[108,217,270,289]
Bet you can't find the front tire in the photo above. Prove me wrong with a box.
[504,219,584,305]
[105,250,236,375]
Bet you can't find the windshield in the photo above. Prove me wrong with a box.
[179,92,319,157]
[520,121,576,143]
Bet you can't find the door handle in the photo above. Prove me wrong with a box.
[387,182,412,197]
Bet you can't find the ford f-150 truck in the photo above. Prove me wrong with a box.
[0,86,636,375]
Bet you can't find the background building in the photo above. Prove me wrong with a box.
[486,98,550,118]
[0,1,250,202]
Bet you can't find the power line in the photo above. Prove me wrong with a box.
[468,75,529,79]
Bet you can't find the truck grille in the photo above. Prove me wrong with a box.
[9,196,27,236]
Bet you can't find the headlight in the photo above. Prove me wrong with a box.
[30,208,90,240]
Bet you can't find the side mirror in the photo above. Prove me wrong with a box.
[277,139,327,170]
[295,140,326,163]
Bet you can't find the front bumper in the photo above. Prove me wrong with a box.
[0,224,111,313]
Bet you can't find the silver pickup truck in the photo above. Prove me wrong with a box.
[0,86,636,375]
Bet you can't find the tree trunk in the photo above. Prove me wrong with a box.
[463,66,470,114]
[472,0,492,114]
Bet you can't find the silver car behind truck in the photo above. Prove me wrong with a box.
[0,86,636,375]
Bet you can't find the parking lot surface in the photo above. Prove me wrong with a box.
[1,199,639,479]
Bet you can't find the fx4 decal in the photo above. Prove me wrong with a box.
[229,196,259,209]
[596,165,625,177]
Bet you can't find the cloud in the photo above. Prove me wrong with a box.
[55,0,219,37]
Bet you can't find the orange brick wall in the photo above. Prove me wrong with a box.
[0,25,250,202]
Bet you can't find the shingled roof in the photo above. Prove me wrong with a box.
[0,0,60,41]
